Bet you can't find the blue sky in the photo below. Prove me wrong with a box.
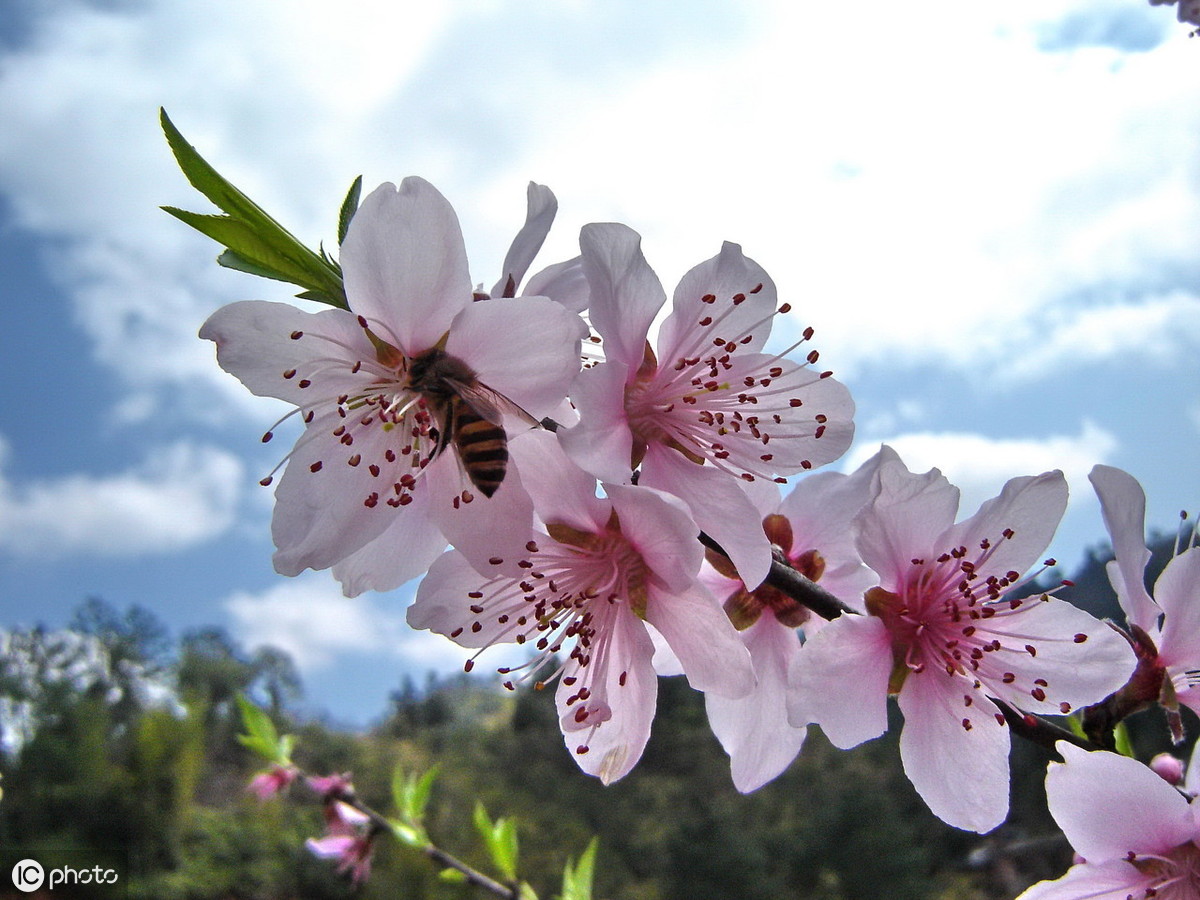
[0,0,1197,726]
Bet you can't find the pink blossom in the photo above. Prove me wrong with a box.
[790,451,1135,832]
[1017,742,1200,899]
[306,800,374,885]
[407,431,754,784]
[200,178,585,595]
[483,182,588,313]
[306,772,353,799]
[247,764,297,800]
[1090,464,1200,717]
[697,447,887,792]
[559,224,855,590]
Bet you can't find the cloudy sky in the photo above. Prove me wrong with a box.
[0,0,1197,726]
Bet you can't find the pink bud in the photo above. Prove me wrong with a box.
[1150,753,1185,785]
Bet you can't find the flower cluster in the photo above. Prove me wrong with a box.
[199,169,1187,880]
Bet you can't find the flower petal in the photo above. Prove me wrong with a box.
[331,508,451,596]
[706,616,807,792]
[445,295,585,418]
[200,301,369,405]
[657,241,778,361]
[897,672,1011,833]
[787,613,892,748]
[1015,860,1155,900]
[854,452,960,587]
[607,483,704,595]
[579,222,665,371]
[1089,465,1159,630]
[558,361,637,485]
[559,608,658,785]
[491,182,557,297]
[643,584,755,700]
[640,444,772,589]
[270,410,420,576]
[1150,548,1200,675]
[979,595,1135,716]
[938,470,1067,585]
[507,429,610,533]
[1045,743,1194,862]
[341,178,471,356]
[524,256,589,313]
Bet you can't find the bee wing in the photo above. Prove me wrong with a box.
[445,378,541,430]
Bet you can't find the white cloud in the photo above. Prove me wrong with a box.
[0,437,243,558]
[0,0,1195,426]
[1004,291,1200,381]
[843,420,1119,519]
[223,573,526,676]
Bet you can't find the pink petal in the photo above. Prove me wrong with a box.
[640,445,772,589]
[897,672,1011,833]
[787,614,892,749]
[1046,743,1194,862]
[445,295,585,418]
[980,596,1135,716]
[340,178,471,357]
[409,548,523,648]
[425,452,536,581]
[1151,548,1200,675]
[557,361,636,485]
[507,430,610,533]
[199,301,369,405]
[643,584,755,700]
[524,256,589,313]
[705,616,807,792]
[559,608,658,784]
[606,483,705,595]
[270,413,414,575]
[938,471,1067,586]
[491,182,557,297]
[331,505,451,596]
[854,453,960,587]
[657,242,778,362]
[1089,465,1159,630]
[1015,860,1155,900]
[579,223,665,371]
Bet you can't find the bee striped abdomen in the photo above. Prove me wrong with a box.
[452,403,509,497]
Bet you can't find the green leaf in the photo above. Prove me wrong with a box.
[559,838,598,900]
[472,801,493,840]
[492,816,519,881]
[1114,721,1134,758]
[390,821,425,849]
[391,765,438,825]
[438,868,468,884]
[518,883,539,900]
[338,175,363,246]
[234,694,289,763]
[160,108,348,308]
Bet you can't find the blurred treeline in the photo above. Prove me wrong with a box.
[0,533,1189,900]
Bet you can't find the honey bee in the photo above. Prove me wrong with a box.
[406,347,538,498]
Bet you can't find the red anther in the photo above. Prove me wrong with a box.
[310,461,323,473]
[1073,633,1088,643]
[290,330,304,340]
[806,350,820,364]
